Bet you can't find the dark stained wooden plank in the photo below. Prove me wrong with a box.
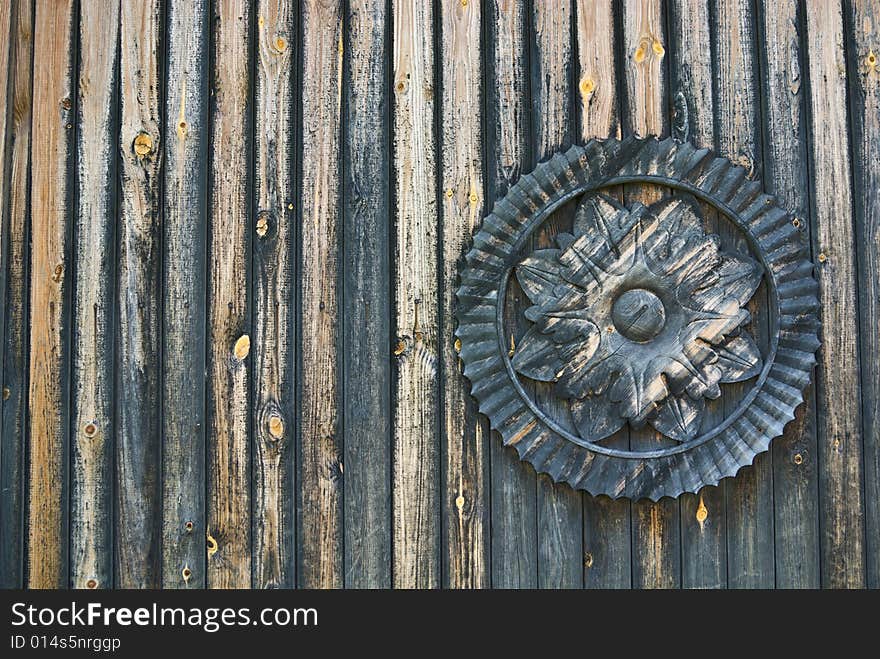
[622,0,680,590]
[0,0,31,589]
[485,0,538,589]
[575,0,631,590]
[439,0,489,590]
[27,0,77,589]
[392,0,441,589]
[668,0,727,590]
[116,0,163,589]
[758,0,820,589]
[804,0,866,589]
[530,0,583,589]
[206,0,252,589]
[299,0,343,589]
[252,0,296,589]
[343,0,392,590]
[162,0,209,589]
[712,0,775,590]
[848,0,880,591]
[0,0,13,439]
[70,0,120,590]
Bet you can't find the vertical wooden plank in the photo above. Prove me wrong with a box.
[714,0,775,590]
[848,0,880,590]
[804,0,865,588]
[668,0,727,589]
[576,0,632,590]
[27,0,77,589]
[299,0,343,589]
[70,0,120,590]
[758,0,820,588]
[392,0,440,589]
[0,0,13,418]
[343,0,392,589]
[0,0,31,589]
[485,0,537,589]
[162,0,209,589]
[531,0,583,589]
[439,0,488,589]
[117,0,163,589]
[207,0,252,589]
[253,0,296,589]
[622,0,680,590]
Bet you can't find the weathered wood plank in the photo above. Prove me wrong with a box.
[0,0,13,450]
[668,0,727,590]
[253,0,296,589]
[439,0,488,590]
[116,0,163,589]
[392,0,440,589]
[806,0,867,588]
[485,0,537,589]
[27,0,77,589]
[70,0,120,591]
[531,0,583,589]
[712,0,775,590]
[0,0,31,589]
[758,0,820,589]
[162,0,209,589]
[848,0,880,591]
[299,0,343,589]
[622,0,680,590]
[576,0,631,590]
[207,0,251,589]
[343,0,392,590]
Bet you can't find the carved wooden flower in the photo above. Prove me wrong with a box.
[512,193,764,443]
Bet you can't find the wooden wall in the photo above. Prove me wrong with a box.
[0,0,877,589]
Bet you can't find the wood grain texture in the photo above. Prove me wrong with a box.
[162,0,209,589]
[0,0,13,433]
[253,0,296,589]
[668,0,726,590]
[207,0,251,589]
[804,0,866,589]
[848,0,880,590]
[26,0,76,589]
[758,0,820,589]
[576,0,631,590]
[531,0,583,589]
[622,0,679,590]
[70,0,120,590]
[0,0,31,589]
[116,0,163,589]
[343,0,391,589]
[299,0,343,589]
[485,0,537,589]
[392,0,440,589]
[439,0,488,589]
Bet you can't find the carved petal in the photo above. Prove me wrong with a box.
[715,333,762,383]
[570,394,626,443]
[512,314,600,384]
[516,249,563,305]
[650,393,706,442]
[511,325,560,381]
[714,252,763,306]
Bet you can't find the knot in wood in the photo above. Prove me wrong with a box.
[133,132,153,157]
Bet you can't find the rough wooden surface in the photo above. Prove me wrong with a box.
[0,0,12,428]
[70,0,120,591]
[485,0,537,589]
[161,0,209,589]
[0,0,31,589]
[805,0,866,588]
[206,0,251,589]
[299,0,343,589]
[759,0,820,588]
[439,0,488,590]
[343,0,391,589]
[252,0,296,589]
[668,0,726,590]
[392,0,440,589]
[116,0,163,589]
[27,0,76,589]
[848,0,880,590]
